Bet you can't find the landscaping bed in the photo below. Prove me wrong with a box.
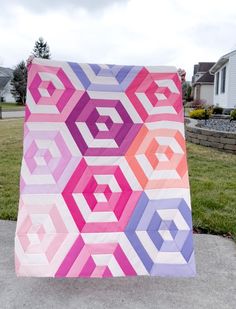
[197,118,236,132]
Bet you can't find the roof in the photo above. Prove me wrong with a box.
[0,67,13,91]
[192,62,215,84]
[193,64,199,75]
[210,49,236,74]
[0,77,10,89]
[195,71,214,84]
[0,67,13,77]
[197,62,215,73]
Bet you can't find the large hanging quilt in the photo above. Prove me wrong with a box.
[15,58,196,277]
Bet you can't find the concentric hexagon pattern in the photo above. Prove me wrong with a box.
[15,58,195,277]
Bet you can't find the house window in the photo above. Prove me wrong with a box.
[221,66,226,93]
[215,72,219,95]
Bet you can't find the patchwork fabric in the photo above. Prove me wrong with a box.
[15,59,196,277]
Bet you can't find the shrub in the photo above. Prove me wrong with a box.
[208,105,214,114]
[223,108,234,115]
[230,109,236,120]
[212,106,223,114]
[190,99,207,110]
[189,109,210,119]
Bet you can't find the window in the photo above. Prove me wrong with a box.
[215,72,219,95]
[221,66,226,93]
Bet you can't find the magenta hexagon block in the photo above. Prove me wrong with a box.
[29,66,75,112]
[62,158,141,232]
[65,92,142,156]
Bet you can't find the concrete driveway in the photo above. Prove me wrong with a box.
[0,220,235,309]
[1,110,25,119]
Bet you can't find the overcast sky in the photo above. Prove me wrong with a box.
[1,0,236,80]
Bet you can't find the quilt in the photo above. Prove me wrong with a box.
[15,58,196,277]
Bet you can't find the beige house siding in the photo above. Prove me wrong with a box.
[200,85,214,105]
[193,84,213,104]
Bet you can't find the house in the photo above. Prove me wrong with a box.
[0,67,15,102]
[192,62,215,105]
[209,50,236,109]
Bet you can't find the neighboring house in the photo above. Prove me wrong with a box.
[210,50,236,109]
[192,62,215,105]
[0,67,15,102]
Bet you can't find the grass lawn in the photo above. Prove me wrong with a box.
[0,119,23,220]
[0,102,25,110]
[0,119,236,241]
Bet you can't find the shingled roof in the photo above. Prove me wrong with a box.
[193,64,199,75]
[0,67,13,91]
[0,77,10,89]
[197,62,215,73]
[0,67,13,77]
[192,62,215,84]
[195,71,214,84]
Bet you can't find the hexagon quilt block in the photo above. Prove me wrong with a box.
[15,58,196,277]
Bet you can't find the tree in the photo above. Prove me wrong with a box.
[32,37,51,59]
[186,83,192,102]
[182,81,192,102]
[10,61,27,105]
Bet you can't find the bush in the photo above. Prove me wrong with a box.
[223,108,234,115]
[212,106,223,114]
[189,109,210,119]
[190,99,207,110]
[230,109,236,120]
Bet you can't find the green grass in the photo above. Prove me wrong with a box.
[0,102,25,110]
[0,119,236,241]
[187,143,236,241]
[0,119,23,220]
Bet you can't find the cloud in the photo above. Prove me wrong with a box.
[0,0,236,80]
[0,0,128,13]
[189,22,236,53]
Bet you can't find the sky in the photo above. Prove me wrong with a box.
[0,0,236,80]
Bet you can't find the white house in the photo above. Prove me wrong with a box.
[0,67,15,102]
[192,62,215,104]
[210,50,236,108]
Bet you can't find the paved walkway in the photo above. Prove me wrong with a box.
[0,220,235,309]
[0,110,24,119]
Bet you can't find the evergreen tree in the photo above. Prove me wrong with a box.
[182,81,192,102]
[10,61,27,105]
[32,37,51,59]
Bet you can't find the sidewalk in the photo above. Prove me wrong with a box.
[0,110,24,119]
[0,220,235,309]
